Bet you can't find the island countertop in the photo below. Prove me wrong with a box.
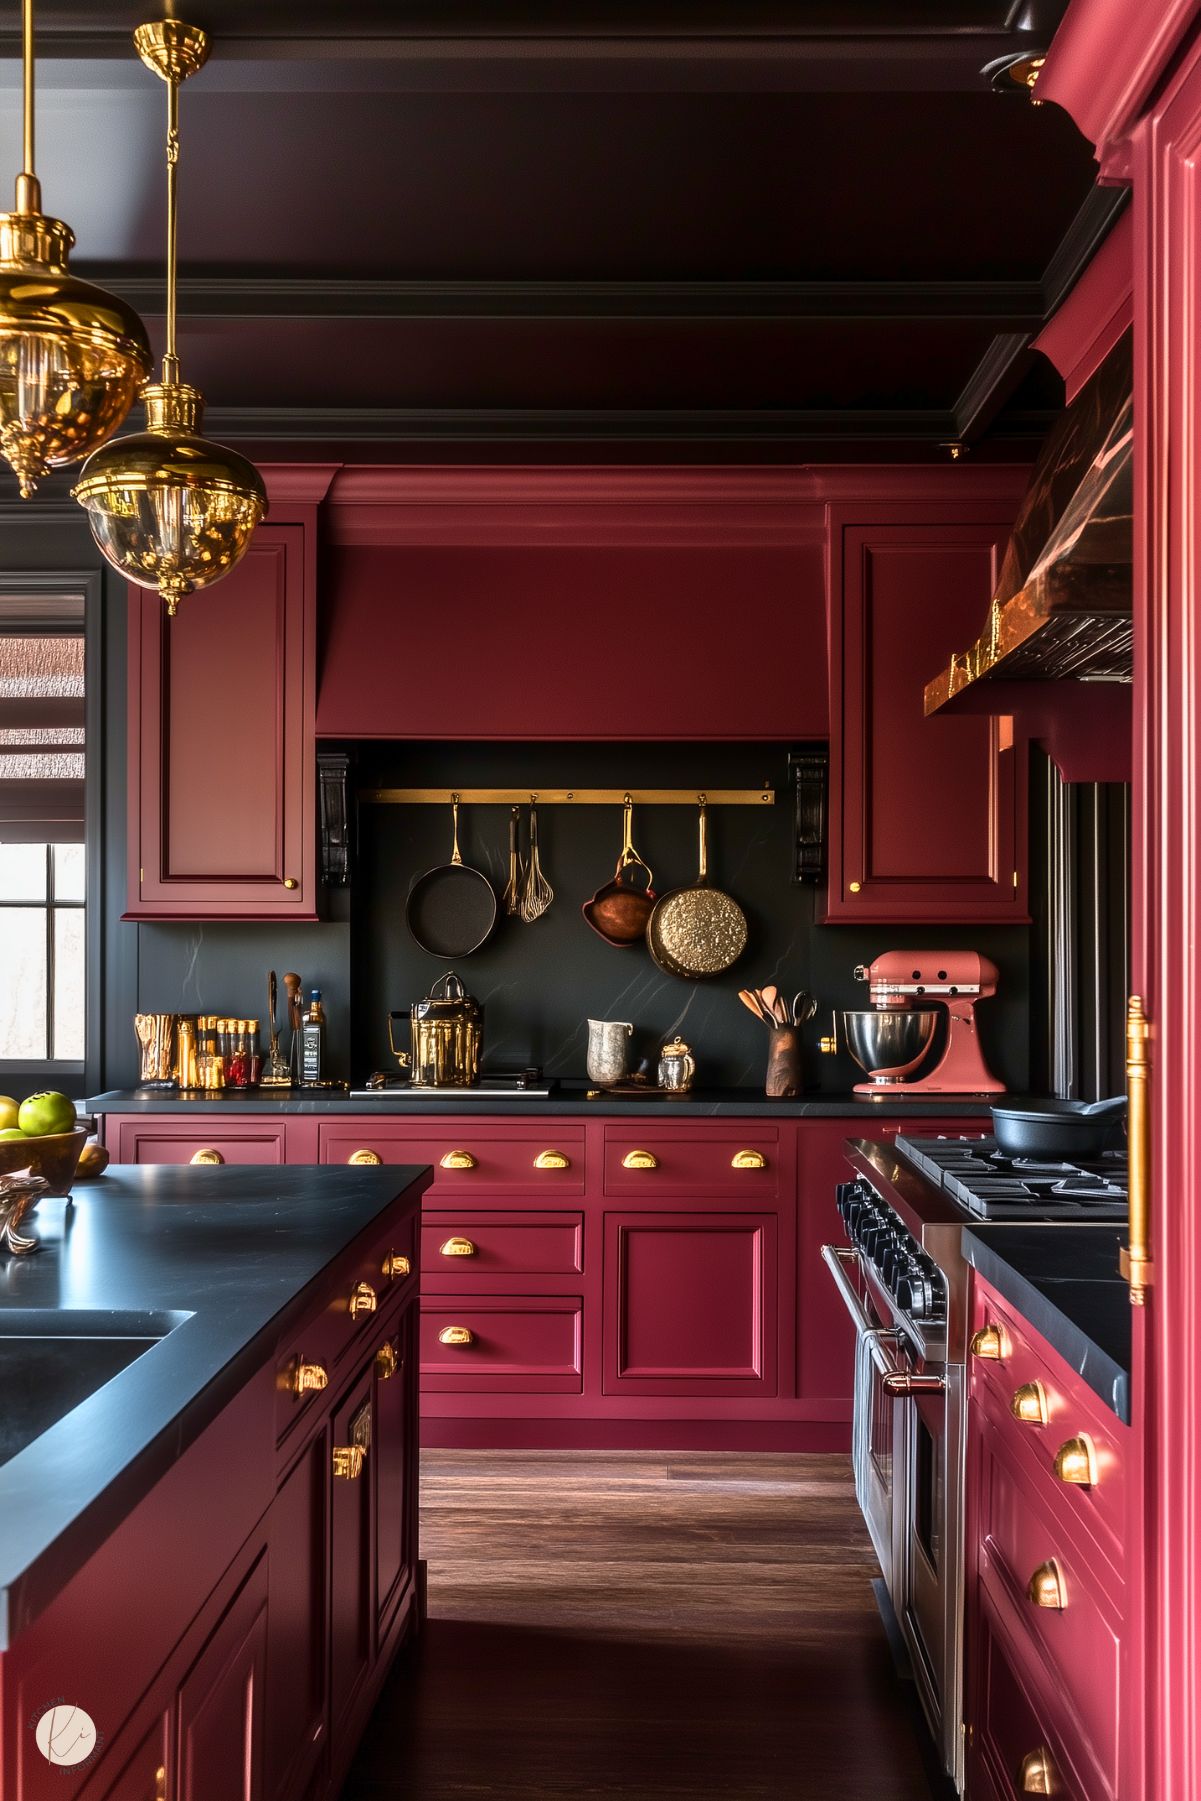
[0,1162,430,1647]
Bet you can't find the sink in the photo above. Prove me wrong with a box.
[0,1309,192,1469]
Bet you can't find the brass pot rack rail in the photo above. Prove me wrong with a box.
[359,788,774,807]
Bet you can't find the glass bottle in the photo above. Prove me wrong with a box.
[248,1018,262,1087]
[227,1019,249,1088]
[300,990,326,1086]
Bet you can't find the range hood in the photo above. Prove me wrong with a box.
[925,331,1132,714]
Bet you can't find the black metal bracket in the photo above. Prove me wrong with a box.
[789,747,828,885]
[318,752,353,887]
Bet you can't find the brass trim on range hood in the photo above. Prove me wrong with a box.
[926,332,1132,715]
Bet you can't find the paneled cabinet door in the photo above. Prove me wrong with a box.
[126,524,317,919]
[329,1369,373,1733]
[265,1432,328,1801]
[91,1710,170,1801]
[602,1210,779,1397]
[373,1303,418,1648]
[827,515,1028,923]
[175,1555,269,1801]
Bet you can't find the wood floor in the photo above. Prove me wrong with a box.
[342,1451,946,1801]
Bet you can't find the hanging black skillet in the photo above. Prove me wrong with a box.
[405,795,498,957]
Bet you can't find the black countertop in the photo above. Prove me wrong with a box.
[0,1163,430,1648]
[85,1086,993,1119]
[962,1224,1132,1424]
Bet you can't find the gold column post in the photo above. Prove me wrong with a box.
[1120,994,1153,1304]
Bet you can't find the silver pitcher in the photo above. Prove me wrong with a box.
[586,1018,633,1087]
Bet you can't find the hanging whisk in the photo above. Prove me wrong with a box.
[519,797,554,922]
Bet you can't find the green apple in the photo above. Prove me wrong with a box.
[0,1126,27,1140]
[0,1095,18,1132]
[17,1091,77,1137]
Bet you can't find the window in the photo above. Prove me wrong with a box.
[0,591,88,1075]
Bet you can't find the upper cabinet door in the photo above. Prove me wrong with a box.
[827,514,1028,924]
[126,525,316,919]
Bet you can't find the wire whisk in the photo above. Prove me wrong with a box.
[519,797,554,922]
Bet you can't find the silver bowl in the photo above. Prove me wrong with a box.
[842,1009,940,1081]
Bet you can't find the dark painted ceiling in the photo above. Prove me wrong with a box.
[0,0,1107,458]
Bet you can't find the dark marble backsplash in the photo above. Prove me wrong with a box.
[130,742,1031,1093]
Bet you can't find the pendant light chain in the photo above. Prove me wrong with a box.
[163,62,179,383]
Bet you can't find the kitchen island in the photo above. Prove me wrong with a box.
[0,1162,429,1801]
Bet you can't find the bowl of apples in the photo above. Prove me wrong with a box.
[0,1091,89,1196]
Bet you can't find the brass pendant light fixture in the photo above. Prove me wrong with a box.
[0,0,151,496]
[74,20,266,617]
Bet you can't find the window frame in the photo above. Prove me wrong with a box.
[0,569,103,1095]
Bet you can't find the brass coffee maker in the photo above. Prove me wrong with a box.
[389,972,483,1088]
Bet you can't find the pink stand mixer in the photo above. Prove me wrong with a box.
[842,950,1005,1098]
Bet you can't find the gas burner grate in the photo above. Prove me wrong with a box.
[894,1132,1130,1222]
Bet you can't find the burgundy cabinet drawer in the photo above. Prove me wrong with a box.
[422,1211,583,1281]
[602,1127,780,1196]
[969,1279,1127,1574]
[602,1210,778,1397]
[976,1419,1121,1795]
[318,1123,585,1196]
[420,1297,583,1393]
[971,1591,1084,1801]
[110,1117,287,1166]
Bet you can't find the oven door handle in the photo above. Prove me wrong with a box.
[822,1244,946,1395]
[821,1243,877,1336]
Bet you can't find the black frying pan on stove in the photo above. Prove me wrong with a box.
[989,1096,1126,1160]
[405,796,497,957]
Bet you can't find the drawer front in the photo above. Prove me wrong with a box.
[969,1279,1126,1572]
[111,1117,287,1166]
[276,1212,417,1443]
[420,1297,583,1393]
[976,1418,1121,1792]
[318,1122,585,1196]
[972,1591,1085,1801]
[422,1211,583,1280]
[602,1126,780,1196]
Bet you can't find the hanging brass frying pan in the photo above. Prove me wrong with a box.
[646,797,747,979]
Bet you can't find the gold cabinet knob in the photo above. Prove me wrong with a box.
[440,1149,477,1170]
[190,1147,224,1165]
[293,1360,329,1397]
[849,881,862,893]
[1054,1432,1098,1486]
[622,1148,658,1170]
[283,877,298,890]
[1010,1380,1049,1426]
[375,1340,398,1380]
[332,1445,366,1481]
[731,1148,766,1169]
[348,1148,382,1166]
[533,1149,570,1169]
[1017,1746,1059,1793]
[438,1325,473,1346]
[970,1322,1007,1361]
[1026,1559,1068,1611]
[440,1234,477,1257]
[382,1250,412,1279]
[349,1280,378,1320]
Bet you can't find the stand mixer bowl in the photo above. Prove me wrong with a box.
[842,1008,940,1082]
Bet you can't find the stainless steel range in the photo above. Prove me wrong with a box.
[823,1133,1131,1794]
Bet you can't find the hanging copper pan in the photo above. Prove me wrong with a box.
[582,796,657,946]
[646,798,747,979]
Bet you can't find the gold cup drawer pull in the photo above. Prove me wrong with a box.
[440,1235,477,1258]
[622,1148,658,1170]
[438,1324,474,1347]
[1010,1380,1049,1427]
[731,1148,767,1169]
[1054,1432,1098,1487]
[383,1250,412,1279]
[1017,1747,1058,1794]
[190,1147,224,1165]
[332,1445,365,1481]
[440,1149,477,1171]
[534,1149,570,1170]
[375,1340,399,1380]
[293,1359,329,1398]
[348,1148,382,1166]
[349,1280,378,1320]
[1026,1559,1068,1611]
[970,1322,1007,1361]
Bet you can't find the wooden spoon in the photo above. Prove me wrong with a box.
[738,988,772,1025]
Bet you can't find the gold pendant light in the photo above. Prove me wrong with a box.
[73,20,266,617]
[0,0,151,496]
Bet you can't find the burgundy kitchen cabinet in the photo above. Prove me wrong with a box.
[89,1710,171,1801]
[826,507,1029,923]
[175,1557,269,1801]
[329,1370,373,1735]
[125,523,317,920]
[965,1271,1131,1801]
[109,1119,288,1166]
[373,1306,419,1648]
[265,1433,329,1801]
